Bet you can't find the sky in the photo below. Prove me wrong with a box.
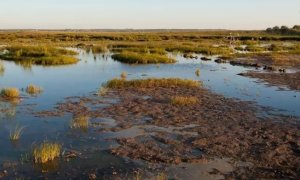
[0,0,299,30]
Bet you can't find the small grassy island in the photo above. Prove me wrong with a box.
[111,51,176,64]
[0,45,78,65]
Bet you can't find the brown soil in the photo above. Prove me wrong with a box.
[230,54,300,69]
[239,71,300,91]
[102,87,300,179]
[33,86,300,179]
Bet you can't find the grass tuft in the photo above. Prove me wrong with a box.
[0,45,78,66]
[0,62,5,75]
[10,125,25,141]
[195,68,200,77]
[170,96,199,106]
[120,71,127,79]
[156,172,167,180]
[106,78,201,89]
[112,51,176,64]
[1,88,20,98]
[97,86,109,96]
[70,115,90,130]
[26,84,43,95]
[33,142,62,164]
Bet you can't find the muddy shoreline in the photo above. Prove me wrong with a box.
[102,86,300,178]
[25,84,300,179]
[239,71,300,91]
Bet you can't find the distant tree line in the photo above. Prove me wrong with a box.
[266,25,300,35]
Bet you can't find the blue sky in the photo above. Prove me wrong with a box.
[0,0,299,29]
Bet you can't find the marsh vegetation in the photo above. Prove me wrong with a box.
[9,125,25,141]
[170,96,199,106]
[0,28,299,179]
[106,78,201,89]
[112,51,175,64]
[0,45,78,65]
[32,142,62,164]
[0,62,4,75]
[1,88,20,99]
[26,84,43,95]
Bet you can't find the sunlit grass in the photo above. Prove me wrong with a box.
[33,142,62,164]
[26,84,43,95]
[195,68,200,77]
[156,172,167,180]
[0,62,5,75]
[170,96,199,106]
[97,86,109,96]
[91,45,107,53]
[70,115,90,130]
[1,88,20,98]
[10,125,25,141]
[112,51,176,64]
[120,71,127,79]
[0,45,78,65]
[106,78,201,89]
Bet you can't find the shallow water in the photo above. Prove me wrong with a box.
[0,49,299,177]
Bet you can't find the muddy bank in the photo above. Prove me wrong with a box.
[229,54,300,70]
[29,84,300,179]
[101,86,300,179]
[239,71,300,91]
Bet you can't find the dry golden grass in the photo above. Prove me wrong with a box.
[1,88,20,98]
[195,68,200,77]
[120,71,127,79]
[97,86,109,96]
[112,51,176,64]
[0,62,4,74]
[170,96,199,106]
[106,78,201,89]
[10,125,25,141]
[26,84,43,95]
[33,142,62,164]
[156,172,167,180]
[70,115,90,130]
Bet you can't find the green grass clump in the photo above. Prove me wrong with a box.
[112,51,176,64]
[70,115,90,130]
[0,45,78,65]
[1,88,20,98]
[33,142,62,164]
[10,125,25,141]
[170,96,199,106]
[26,84,43,95]
[106,78,201,89]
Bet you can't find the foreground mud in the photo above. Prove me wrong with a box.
[101,86,300,179]
[25,85,300,179]
[239,71,300,91]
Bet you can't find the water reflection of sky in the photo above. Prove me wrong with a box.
[0,50,299,163]
[0,50,299,115]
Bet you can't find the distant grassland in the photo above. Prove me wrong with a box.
[0,30,299,66]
